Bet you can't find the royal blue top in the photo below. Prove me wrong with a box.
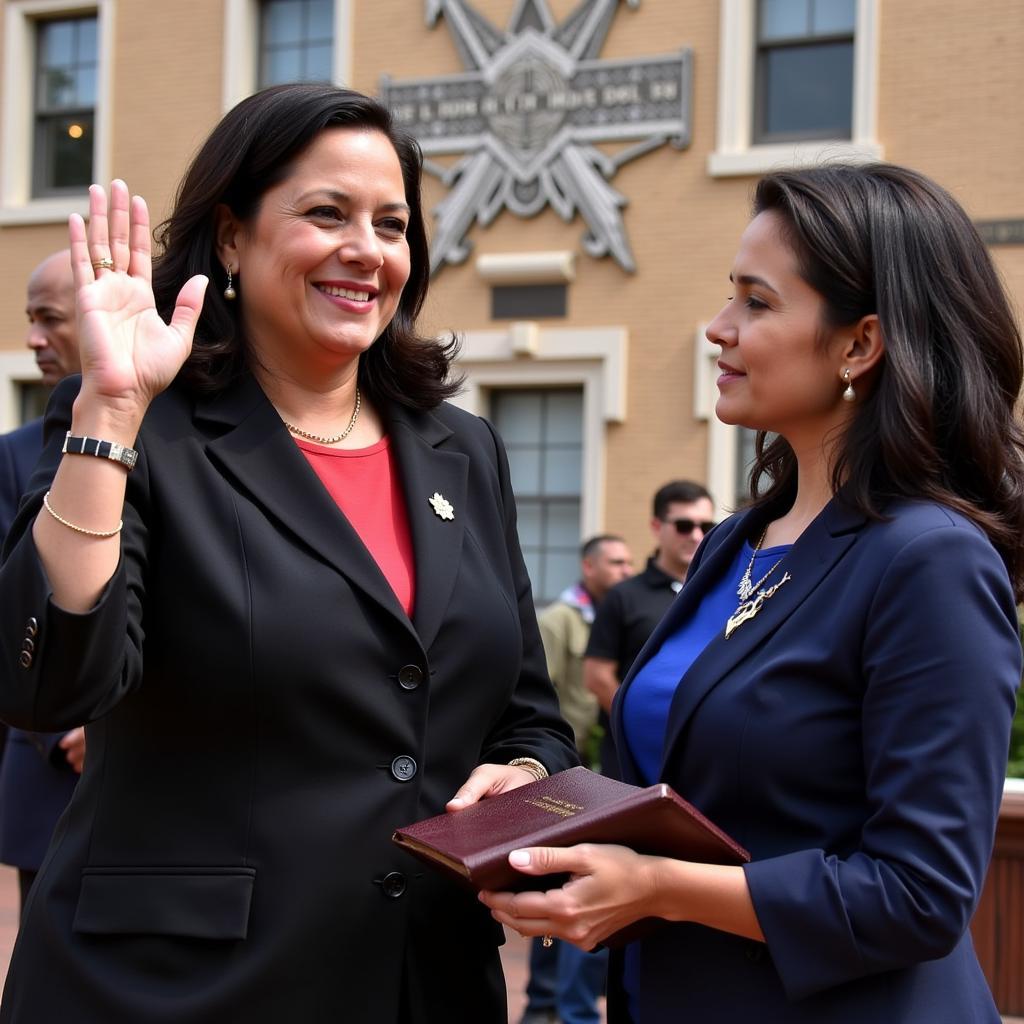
[620,538,792,1021]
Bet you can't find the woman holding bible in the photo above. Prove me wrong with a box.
[0,84,577,1023]
[482,163,1024,1022]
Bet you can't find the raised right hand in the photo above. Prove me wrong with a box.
[70,180,208,425]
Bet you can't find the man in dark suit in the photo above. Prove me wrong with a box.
[0,249,85,915]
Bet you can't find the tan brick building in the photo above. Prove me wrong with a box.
[0,0,1022,600]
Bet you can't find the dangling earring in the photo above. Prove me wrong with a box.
[223,265,236,301]
[841,368,856,403]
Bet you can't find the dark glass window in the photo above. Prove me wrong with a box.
[32,16,97,197]
[19,382,51,424]
[490,388,583,605]
[754,0,856,143]
[259,0,334,87]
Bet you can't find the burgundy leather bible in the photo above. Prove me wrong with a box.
[392,766,749,945]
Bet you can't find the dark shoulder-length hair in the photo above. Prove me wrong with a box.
[152,83,460,409]
[747,163,1024,597]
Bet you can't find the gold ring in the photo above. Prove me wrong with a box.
[92,257,114,271]
[542,935,554,948]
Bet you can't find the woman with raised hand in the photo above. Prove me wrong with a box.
[0,83,576,1024]
[482,163,1024,1022]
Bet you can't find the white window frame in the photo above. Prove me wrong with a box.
[0,0,112,225]
[708,0,882,178]
[222,0,353,112]
[450,323,627,539]
[0,353,44,432]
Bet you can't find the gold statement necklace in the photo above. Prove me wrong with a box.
[725,526,792,639]
[283,388,362,445]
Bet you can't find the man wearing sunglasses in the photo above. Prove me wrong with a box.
[584,480,714,779]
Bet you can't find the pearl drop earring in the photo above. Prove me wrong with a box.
[224,265,236,301]
[842,368,856,403]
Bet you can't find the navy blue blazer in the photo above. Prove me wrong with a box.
[610,496,1019,1023]
[0,418,77,872]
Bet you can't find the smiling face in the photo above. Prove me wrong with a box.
[219,127,412,379]
[705,210,849,446]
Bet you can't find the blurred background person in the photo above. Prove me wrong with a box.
[584,481,713,778]
[0,250,85,918]
[520,533,633,1024]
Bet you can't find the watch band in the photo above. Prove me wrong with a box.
[62,431,138,471]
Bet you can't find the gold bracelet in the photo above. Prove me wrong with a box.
[42,491,122,538]
[508,756,549,782]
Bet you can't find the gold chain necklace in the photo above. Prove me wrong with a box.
[736,526,784,601]
[283,388,361,445]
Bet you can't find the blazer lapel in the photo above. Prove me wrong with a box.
[385,405,468,653]
[650,499,865,782]
[196,375,417,639]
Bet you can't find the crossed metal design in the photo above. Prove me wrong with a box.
[379,0,693,274]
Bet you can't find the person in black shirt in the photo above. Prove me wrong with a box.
[584,480,713,777]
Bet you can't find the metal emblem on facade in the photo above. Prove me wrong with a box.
[380,0,693,274]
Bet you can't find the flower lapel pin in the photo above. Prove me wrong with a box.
[429,492,455,521]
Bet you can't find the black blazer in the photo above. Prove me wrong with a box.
[0,374,578,1024]
[0,417,78,872]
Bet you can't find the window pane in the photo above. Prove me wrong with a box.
[77,17,97,59]
[42,68,76,108]
[307,0,334,38]
[760,0,809,41]
[491,392,542,443]
[41,20,75,66]
[263,46,303,86]
[542,550,580,600]
[516,501,542,548]
[522,548,544,599]
[760,42,853,140]
[304,42,333,82]
[76,66,97,107]
[813,0,856,34]
[543,447,582,496]
[545,502,580,548]
[545,391,583,444]
[36,114,93,191]
[263,0,304,45]
[507,447,542,495]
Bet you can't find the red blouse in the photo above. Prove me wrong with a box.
[294,436,415,616]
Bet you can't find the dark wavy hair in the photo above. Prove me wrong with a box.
[747,163,1024,598]
[152,83,460,409]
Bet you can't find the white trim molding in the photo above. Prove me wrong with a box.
[0,0,112,225]
[222,0,353,112]
[475,251,576,286]
[708,0,882,178]
[451,323,627,537]
[0,352,43,432]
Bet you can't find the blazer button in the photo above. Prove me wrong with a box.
[25,617,38,637]
[18,651,32,669]
[380,871,407,898]
[390,755,418,782]
[397,665,423,690]
[21,638,34,654]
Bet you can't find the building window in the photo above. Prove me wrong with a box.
[19,383,51,424]
[259,0,334,87]
[708,0,880,178]
[490,388,583,606]
[32,15,97,197]
[754,0,855,143]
